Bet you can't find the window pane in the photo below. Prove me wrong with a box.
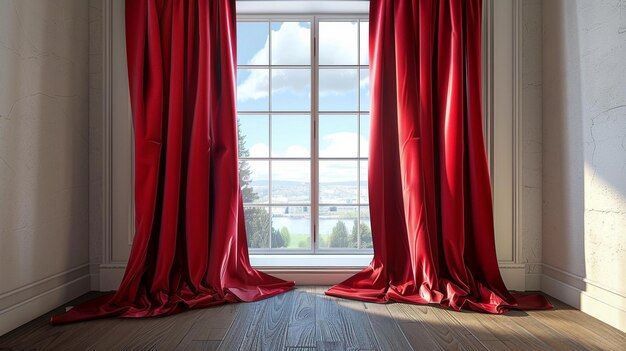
[360,69,370,112]
[319,115,358,158]
[272,160,310,203]
[360,160,368,203]
[271,22,311,65]
[319,69,358,111]
[238,115,268,158]
[244,206,270,249]
[272,69,311,111]
[237,22,269,65]
[240,160,269,204]
[359,206,372,249]
[360,21,369,65]
[319,160,358,204]
[271,115,310,157]
[318,206,357,249]
[271,206,311,249]
[237,69,269,111]
[360,114,370,158]
[319,22,358,65]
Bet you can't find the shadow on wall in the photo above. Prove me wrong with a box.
[543,0,626,331]
[0,0,89,298]
[542,0,587,291]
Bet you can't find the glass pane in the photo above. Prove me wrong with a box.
[271,206,311,249]
[237,115,268,158]
[360,160,368,203]
[318,206,358,249]
[237,69,269,111]
[237,22,269,65]
[360,69,370,112]
[319,21,358,65]
[319,160,358,204]
[360,114,370,158]
[271,160,310,203]
[271,22,311,65]
[239,160,269,204]
[244,206,270,249]
[271,115,310,157]
[319,69,358,111]
[319,115,358,158]
[360,21,369,65]
[271,69,311,111]
[359,206,372,249]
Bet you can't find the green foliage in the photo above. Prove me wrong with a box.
[244,207,270,248]
[347,219,373,249]
[330,221,349,248]
[280,226,291,247]
[271,227,285,248]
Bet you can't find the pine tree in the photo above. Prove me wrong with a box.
[238,118,270,248]
[330,221,349,248]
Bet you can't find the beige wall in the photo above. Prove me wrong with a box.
[543,0,626,332]
[0,0,90,335]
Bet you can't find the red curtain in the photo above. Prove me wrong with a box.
[51,0,293,324]
[327,0,551,313]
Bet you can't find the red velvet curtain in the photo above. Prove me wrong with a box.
[51,0,293,324]
[327,0,551,313]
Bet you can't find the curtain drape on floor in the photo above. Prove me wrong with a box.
[327,0,551,313]
[51,0,293,324]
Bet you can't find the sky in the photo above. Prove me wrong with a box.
[236,21,370,185]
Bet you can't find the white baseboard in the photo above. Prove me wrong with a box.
[541,264,626,333]
[0,264,91,336]
[98,262,529,291]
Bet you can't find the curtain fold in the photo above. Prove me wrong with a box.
[326,0,551,313]
[51,0,293,325]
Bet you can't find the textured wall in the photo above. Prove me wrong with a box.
[521,0,543,288]
[89,0,104,291]
[0,0,90,334]
[543,0,626,332]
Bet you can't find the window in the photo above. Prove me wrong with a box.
[236,17,370,254]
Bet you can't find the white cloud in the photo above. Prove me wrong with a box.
[237,21,364,104]
[249,143,269,157]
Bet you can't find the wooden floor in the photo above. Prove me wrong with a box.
[1,287,625,351]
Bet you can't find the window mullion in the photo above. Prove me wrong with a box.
[312,16,319,254]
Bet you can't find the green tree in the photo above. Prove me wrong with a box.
[271,227,285,248]
[349,219,373,249]
[238,119,258,203]
[330,221,349,248]
[280,226,291,247]
[238,118,271,248]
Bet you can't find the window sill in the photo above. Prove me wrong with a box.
[250,254,372,268]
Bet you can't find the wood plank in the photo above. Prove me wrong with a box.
[184,340,220,351]
[217,302,259,351]
[527,301,626,351]
[314,287,344,344]
[239,290,295,350]
[388,303,465,351]
[449,309,552,351]
[286,288,316,348]
[336,297,379,350]
[175,304,237,350]
[82,306,202,351]
[428,308,489,351]
[501,310,587,351]
[364,301,413,350]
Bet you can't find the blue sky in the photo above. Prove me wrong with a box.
[236,21,370,183]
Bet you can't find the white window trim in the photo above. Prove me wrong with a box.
[237,15,371,257]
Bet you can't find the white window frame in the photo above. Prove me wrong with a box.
[237,15,371,257]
